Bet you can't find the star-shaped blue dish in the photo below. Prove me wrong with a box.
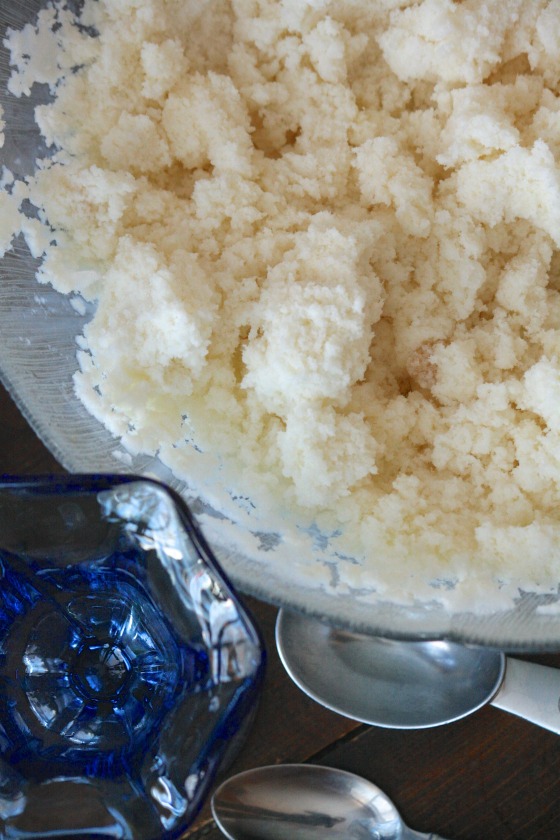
[0,475,265,839]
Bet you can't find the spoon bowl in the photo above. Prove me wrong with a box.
[211,763,447,839]
[276,609,560,734]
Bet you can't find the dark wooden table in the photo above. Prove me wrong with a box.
[2,379,560,839]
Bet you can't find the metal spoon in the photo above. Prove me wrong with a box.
[211,763,448,839]
[276,608,560,733]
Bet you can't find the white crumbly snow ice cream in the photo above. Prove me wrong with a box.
[4,0,560,609]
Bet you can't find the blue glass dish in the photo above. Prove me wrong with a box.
[0,474,265,839]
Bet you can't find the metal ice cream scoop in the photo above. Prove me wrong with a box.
[276,608,560,733]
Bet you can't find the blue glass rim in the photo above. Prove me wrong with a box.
[0,472,265,839]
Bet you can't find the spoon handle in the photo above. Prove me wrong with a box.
[491,657,560,735]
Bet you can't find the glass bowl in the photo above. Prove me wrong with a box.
[2,0,560,652]
[0,474,264,839]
